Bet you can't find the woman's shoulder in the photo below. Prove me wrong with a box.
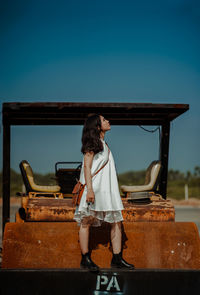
[83,150,95,159]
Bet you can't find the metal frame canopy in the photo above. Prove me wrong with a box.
[2,102,189,234]
[3,102,188,125]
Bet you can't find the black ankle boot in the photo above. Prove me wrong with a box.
[111,251,135,270]
[80,252,99,272]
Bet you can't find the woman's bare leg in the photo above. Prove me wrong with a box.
[79,223,90,254]
[110,221,135,269]
[111,222,122,254]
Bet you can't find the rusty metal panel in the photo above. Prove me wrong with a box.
[2,222,200,269]
[2,222,81,269]
[21,197,175,222]
[23,197,75,221]
[123,199,175,222]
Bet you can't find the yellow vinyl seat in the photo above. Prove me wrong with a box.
[19,160,61,193]
[121,160,161,198]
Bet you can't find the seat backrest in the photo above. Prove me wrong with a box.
[144,160,162,191]
[19,160,36,193]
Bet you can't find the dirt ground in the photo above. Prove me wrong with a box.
[167,197,200,207]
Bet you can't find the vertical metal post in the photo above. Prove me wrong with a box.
[159,122,170,199]
[2,123,11,236]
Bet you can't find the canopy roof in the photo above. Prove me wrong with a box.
[3,102,189,125]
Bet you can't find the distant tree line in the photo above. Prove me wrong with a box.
[0,166,199,200]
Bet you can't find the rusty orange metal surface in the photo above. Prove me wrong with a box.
[123,199,175,222]
[21,197,175,222]
[24,197,75,221]
[2,221,200,269]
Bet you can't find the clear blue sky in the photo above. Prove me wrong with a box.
[0,0,199,175]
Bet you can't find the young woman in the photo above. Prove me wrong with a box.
[74,113,134,271]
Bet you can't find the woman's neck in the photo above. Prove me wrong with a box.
[100,131,105,140]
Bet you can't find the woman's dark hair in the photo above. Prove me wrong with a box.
[81,113,103,154]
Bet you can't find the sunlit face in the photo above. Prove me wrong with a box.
[99,115,111,132]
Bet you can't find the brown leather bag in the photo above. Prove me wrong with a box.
[72,181,86,206]
[72,143,110,206]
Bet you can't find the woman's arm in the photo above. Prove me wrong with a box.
[84,151,95,203]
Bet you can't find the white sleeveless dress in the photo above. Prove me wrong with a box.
[73,138,124,227]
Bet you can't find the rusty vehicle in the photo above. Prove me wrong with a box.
[1,102,200,294]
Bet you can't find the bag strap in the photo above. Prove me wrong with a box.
[82,142,110,186]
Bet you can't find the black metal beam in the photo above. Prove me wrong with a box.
[2,123,10,234]
[5,119,166,126]
[0,269,200,295]
[3,102,189,126]
[159,122,170,199]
